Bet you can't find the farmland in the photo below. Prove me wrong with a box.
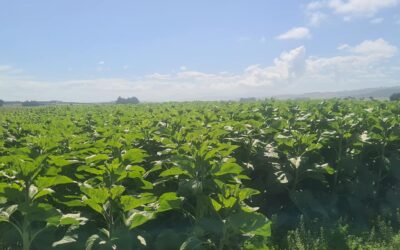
[0,99,400,249]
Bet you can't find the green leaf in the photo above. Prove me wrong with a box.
[110,185,125,199]
[49,156,79,167]
[228,211,271,237]
[157,192,183,212]
[211,198,222,211]
[33,188,54,201]
[85,154,109,164]
[81,187,109,204]
[36,175,74,188]
[19,203,61,224]
[60,213,88,225]
[85,234,101,250]
[83,199,103,214]
[120,194,157,211]
[220,196,237,208]
[126,211,154,229]
[0,205,18,222]
[52,235,77,247]
[239,188,260,201]
[77,165,105,175]
[180,237,204,250]
[315,163,335,175]
[214,162,243,176]
[159,167,189,177]
[123,149,148,164]
[126,165,146,174]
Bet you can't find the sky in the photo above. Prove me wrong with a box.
[0,0,400,102]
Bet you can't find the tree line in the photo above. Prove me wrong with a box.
[1,94,399,107]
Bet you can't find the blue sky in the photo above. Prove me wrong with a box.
[1,0,399,102]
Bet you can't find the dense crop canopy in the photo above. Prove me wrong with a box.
[0,99,399,249]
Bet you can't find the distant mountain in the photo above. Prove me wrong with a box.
[3,100,82,106]
[275,86,400,100]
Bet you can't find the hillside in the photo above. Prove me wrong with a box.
[276,86,400,100]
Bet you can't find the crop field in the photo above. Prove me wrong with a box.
[0,100,400,249]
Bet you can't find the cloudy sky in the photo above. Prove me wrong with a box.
[1,0,400,102]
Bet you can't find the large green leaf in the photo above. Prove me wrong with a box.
[228,210,271,237]
[122,149,148,164]
[214,162,243,176]
[35,175,74,188]
[120,194,157,211]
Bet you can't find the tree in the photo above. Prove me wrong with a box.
[115,96,140,104]
[0,99,4,107]
[240,97,256,102]
[390,93,400,101]
[22,101,42,107]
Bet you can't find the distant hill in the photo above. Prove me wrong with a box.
[275,86,400,100]
[2,86,400,106]
[2,100,84,106]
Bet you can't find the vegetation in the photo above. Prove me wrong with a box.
[390,93,400,101]
[239,97,256,102]
[116,96,140,104]
[0,99,399,249]
[21,101,43,107]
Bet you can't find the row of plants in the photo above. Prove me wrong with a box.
[0,99,399,249]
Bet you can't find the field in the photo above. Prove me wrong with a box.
[1,100,400,249]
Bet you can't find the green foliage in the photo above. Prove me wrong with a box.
[0,99,399,249]
[115,96,140,104]
[390,92,400,101]
[275,214,400,250]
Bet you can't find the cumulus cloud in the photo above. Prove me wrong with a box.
[329,0,399,16]
[303,39,399,91]
[308,11,328,26]
[310,39,397,71]
[354,39,398,57]
[338,38,398,58]
[0,39,398,102]
[306,0,399,21]
[306,2,329,26]
[276,27,311,40]
[307,1,327,11]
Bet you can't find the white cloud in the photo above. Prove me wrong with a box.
[0,39,398,102]
[0,65,22,74]
[308,11,328,26]
[276,27,311,40]
[329,0,399,17]
[337,44,350,50]
[305,39,398,91]
[336,39,397,57]
[370,17,384,23]
[239,46,306,86]
[350,38,398,57]
[98,61,105,65]
[305,2,329,26]
[307,1,327,11]
[0,65,13,72]
[305,0,399,21]
[179,66,187,71]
